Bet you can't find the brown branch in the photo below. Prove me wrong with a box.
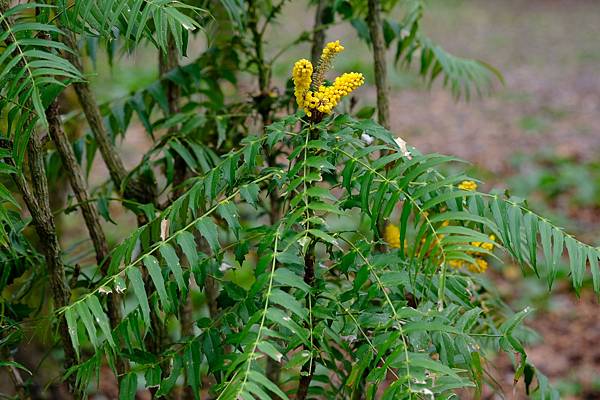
[367,0,393,249]
[46,101,110,275]
[60,35,123,186]
[248,0,269,95]
[12,134,78,393]
[363,8,391,396]
[0,1,77,392]
[45,97,126,376]
[60,32,155,206]
[161,34,184,203]
[367,0,390,130]
[310,0,327,65]
[159,36,199,400]
[59,34,163,382]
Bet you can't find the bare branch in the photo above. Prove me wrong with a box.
[45,97,126,375]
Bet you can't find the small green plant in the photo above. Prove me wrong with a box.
[0,1,598,399]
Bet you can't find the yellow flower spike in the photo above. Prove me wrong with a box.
[481,243,494,251]
[468,258,488,273]
[384,224,401,249]
[458,180,478,191]
[449,259,464,269]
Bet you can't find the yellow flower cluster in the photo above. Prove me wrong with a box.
[384,223,401,248]
[292,59,313,109]
[458,180,478,191]
[448,234,495,273]
[291,41,364,118]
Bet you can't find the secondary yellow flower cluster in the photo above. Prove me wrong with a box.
[384,224,401,248]
[385,213,495,274]
[469,258,489,273]
[458,180,478,191]
[449,234,496,273]
[292,41,364,118]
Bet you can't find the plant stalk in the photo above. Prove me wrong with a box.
[158,33,194,400]
[248,0,269,94]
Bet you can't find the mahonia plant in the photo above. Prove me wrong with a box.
[53,42,596,400]
[0,1,597,399]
